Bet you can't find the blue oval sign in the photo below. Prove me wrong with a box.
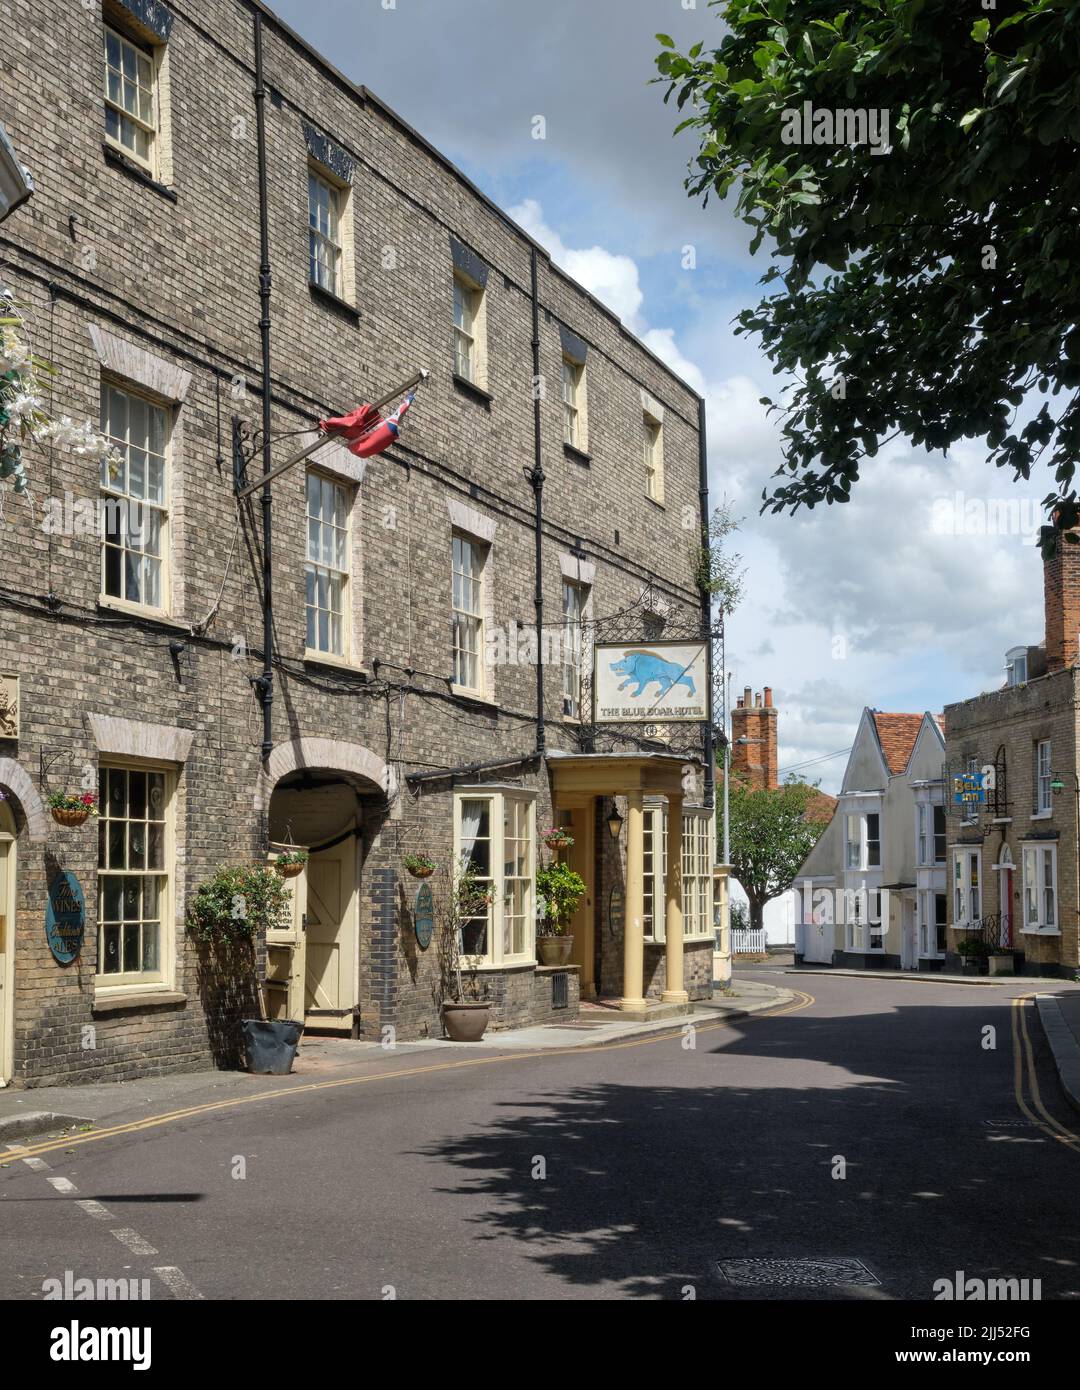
[414,883,434,951]
[46,870,85,965]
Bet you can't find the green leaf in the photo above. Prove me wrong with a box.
[656,33,675,48]
[971,18,990,43]
[959,108,984,132]
[802,31,815,63]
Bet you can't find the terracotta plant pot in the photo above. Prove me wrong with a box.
[51,807,89,828]
[537,934,573,967]
[275,860,305,879]
[441,1001,491,1042]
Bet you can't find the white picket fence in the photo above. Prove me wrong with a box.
[731,926,768,956]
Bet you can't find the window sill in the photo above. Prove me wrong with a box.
[102,142,177,203]
[458,959,538,974]
[304,650,368,679]
[1021,928,1061,937]
[1030,811,1053,821]
[563,442,591,466]
[645,494,666,510]
[92,989,187,1014]
[309,281,360,321]
[97,598,188,631]
[452,373,493,407]
[450,685,499,711]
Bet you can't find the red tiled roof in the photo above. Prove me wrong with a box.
[870,712,926,776]
[802,788,838,823]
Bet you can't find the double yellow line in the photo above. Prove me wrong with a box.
[4,989,816,1165]
[1011,994,1080,1150]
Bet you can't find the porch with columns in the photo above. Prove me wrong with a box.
[548,752,701,1013]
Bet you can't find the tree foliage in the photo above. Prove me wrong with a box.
[657,1,1080,520]
[726,774,829,929]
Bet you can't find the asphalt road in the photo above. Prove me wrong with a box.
[3,970,1080,1301]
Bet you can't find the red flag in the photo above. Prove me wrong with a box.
[319,393,415,459]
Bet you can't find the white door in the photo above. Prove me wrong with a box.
[901,897,917,970]
[0,802,15,1085]
[266,857,307,1025]
[800,889,834,964]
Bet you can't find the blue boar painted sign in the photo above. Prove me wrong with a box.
[594,641,708,724]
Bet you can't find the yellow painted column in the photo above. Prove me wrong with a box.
[662,796,689,1003]
[622,792,646,1010]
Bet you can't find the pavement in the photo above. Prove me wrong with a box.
[3,968,1079,1302]
[1036,990,1080,1117]
[0,976,790,1144]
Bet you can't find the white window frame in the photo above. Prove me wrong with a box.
[1034,739,1052,817]
[644,412,664,504]
[643,803,668,942]
[96,760,174,994]
[917,888,948,958]
[1021,841,1058,934]
[682,807,715,940]
[1006,646,1028,687]
[103,20,158,174]
[453,272,486,387]
[844,811,880,870]
[305,468,352,661]
[453,788,536,967]
[308,168,343,298]
[99,381,170,617]
[451,531,487,697]
[844,884,883,953]
[562,356,583,449]
[562,580,586,720]
[953,847,982,931]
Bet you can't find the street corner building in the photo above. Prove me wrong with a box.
[0,0,718,1086]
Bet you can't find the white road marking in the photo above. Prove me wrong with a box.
[47,1176,76,1193]
[152,1265,205,1300]
[5,1144,51,1172]
[75,1198,113,1220]
[111,1227,158,1256]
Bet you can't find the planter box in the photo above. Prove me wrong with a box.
[241,1018,303,1073]
[960,957,987,976]
[988,955,1014,977]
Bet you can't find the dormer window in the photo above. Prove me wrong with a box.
[1006,647,1027,687]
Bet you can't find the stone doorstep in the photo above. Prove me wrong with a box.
[600,1000,697,1024]
[0,1110,94,1142]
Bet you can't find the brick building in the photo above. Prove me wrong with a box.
[0,0,716,1086]
[942,528,1080,978]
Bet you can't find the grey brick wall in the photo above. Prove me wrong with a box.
[0,0,709,1083]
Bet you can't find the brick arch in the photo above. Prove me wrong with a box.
[0,758,49,842]
[255,737,395,813]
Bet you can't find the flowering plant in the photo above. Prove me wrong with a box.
[0,295,122,503]
[542,826,575,849]
[46,791,99,816]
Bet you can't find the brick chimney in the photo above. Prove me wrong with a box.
[1042,526,1080,672]
[730,686,779,791]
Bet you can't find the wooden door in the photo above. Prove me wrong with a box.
[304,838,357,1029]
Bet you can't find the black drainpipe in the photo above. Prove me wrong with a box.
[529,247,546,755]
[698,395,715,810]
[253,11,274,761]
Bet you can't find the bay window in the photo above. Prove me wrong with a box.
[681,809,714,938]
[455,789,535,965]
[643,803,668,940]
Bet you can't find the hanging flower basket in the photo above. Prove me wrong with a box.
[274,849,308,879]
[542,827,575,852]
[47,792,98,828]
[404,854,437,879]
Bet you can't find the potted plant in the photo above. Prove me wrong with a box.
[47,790,98,828]
[403,852,437,879]
[273,848,308,879]
[542,826,574,853]
[956,937,990,976]
[535,860,587,966]
[187,863,302,1073]
[435,861,493,1041]
[988,948,1015,977]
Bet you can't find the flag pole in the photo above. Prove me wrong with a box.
[236,367,429,501]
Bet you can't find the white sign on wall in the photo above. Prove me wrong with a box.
[593,641,708,724]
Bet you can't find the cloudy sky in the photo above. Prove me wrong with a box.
[272,0,1053,792]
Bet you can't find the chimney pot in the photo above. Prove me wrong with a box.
[743,686,752,707]
[764,686,773,708]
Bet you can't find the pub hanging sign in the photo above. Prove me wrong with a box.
[46,870,85,965]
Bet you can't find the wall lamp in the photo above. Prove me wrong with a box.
[607,802,624,840]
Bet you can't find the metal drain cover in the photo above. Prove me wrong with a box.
[717,1257,880,1288]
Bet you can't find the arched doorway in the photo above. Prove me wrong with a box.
[259,739,392,1035]
[0,797,16,1085]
